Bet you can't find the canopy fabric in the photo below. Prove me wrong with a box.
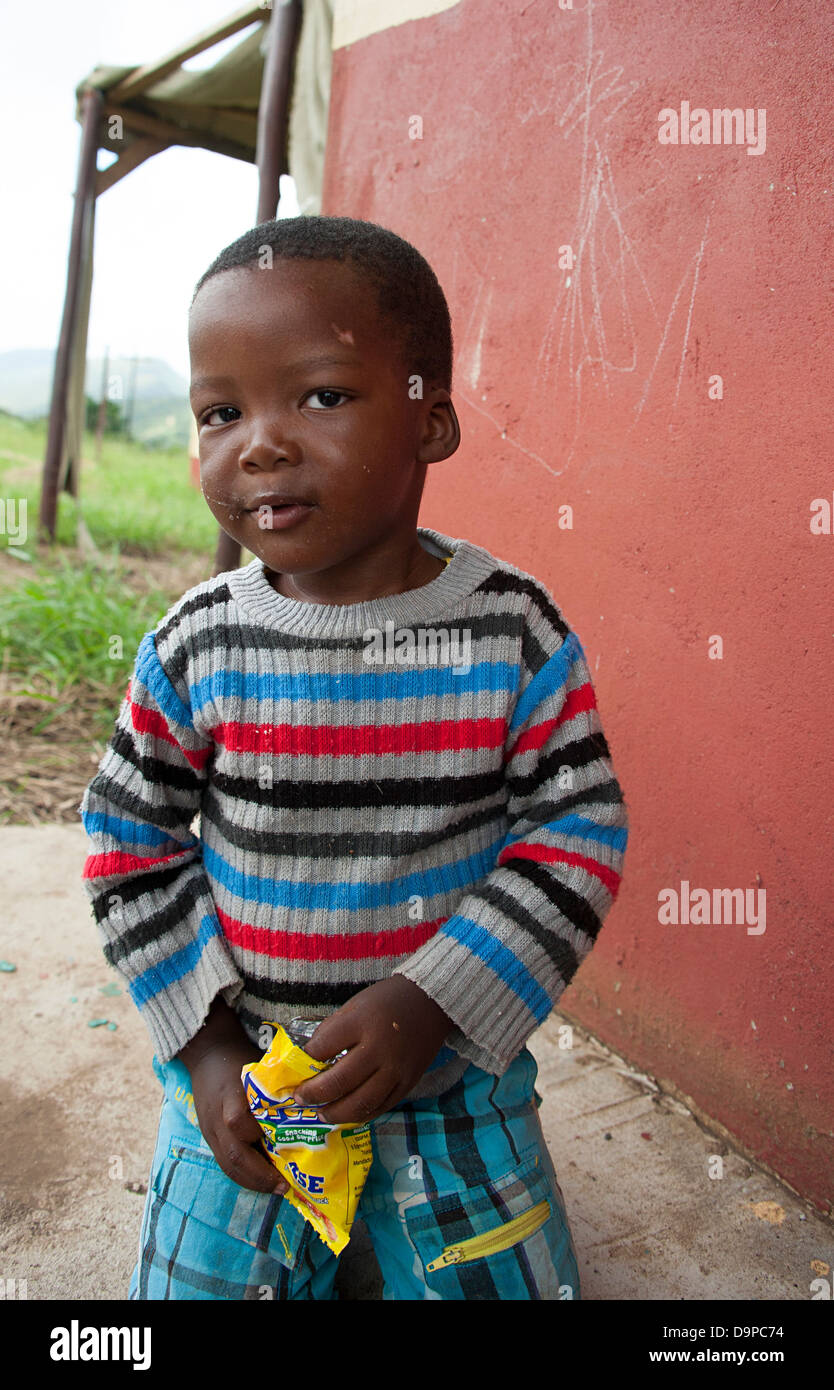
[72,19,269,165]
[290,0,334,216]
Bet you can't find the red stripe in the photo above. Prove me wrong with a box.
[129,699,211,771]
[498,842,620,895]
[506,683,597,760]
[83,847,192,880]
[216,902,447,961]
[209,718,507,757]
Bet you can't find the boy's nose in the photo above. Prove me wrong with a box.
[238,426,301,469]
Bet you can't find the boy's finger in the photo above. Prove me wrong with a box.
[292,1051,374,1106]
[300,1014,359,1065]
[253,1147,289,1197]
[306,1069,392,1125]
[252,1149,289,1197]
[220,1135,288,1195]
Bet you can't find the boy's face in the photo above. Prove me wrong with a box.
[188,257,458,597]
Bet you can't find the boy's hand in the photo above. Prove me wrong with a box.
[187,1040,290,1196]
[177,999,289,1197]
[290,975,453,1124]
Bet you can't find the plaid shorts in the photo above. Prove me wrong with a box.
[129,1047,581,1301]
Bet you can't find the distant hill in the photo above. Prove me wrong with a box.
[0,349,192,448]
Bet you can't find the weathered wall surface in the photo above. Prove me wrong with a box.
[322,0,833,1210]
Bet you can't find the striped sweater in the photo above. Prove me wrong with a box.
[79,527,628,1101]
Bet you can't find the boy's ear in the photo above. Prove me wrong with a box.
[419,394,460,465]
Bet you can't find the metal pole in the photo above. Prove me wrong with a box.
[212,0,303,577]
[39,85,103,541]
[255,0,303,225]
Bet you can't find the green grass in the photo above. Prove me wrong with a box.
[0,413,218,555]
[0,553,175,737]
[0,413,226,741]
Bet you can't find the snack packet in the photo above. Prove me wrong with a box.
[241,1019,373,1256]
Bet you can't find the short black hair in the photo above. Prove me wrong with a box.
[190,215,453,392]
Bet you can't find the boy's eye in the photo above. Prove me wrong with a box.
[200,392,348,423]
[307,390,348,410]
[201,406,240,426]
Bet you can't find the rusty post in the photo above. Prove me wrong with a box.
[39,85,103,541]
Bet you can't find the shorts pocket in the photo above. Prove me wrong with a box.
[402,1153,576,1299]
[152,1133,311,1273]
[424,1195,551,1271]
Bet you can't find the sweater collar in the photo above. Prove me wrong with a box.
[225,527,496,638]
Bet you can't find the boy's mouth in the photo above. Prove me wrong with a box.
[246,494,316,531]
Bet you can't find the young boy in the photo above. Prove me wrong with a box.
[80,215,628,1301]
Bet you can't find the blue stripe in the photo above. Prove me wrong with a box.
[201,837,505,910]
[509,632,584,733]
[135,632,193,730]
[504,815,627,852]
[189,661,519,716]
[440,916,552,1021]
[128,914,223,1007]
[81,809,178,849]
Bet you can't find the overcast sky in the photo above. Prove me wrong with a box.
[2,0,299,383]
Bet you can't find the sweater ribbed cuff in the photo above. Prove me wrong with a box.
[394,925,547,1076]
[128,943,245,1065]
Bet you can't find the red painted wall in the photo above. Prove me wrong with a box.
[321,0,833,1210]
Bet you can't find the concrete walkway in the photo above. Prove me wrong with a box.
[0,825,829,1300]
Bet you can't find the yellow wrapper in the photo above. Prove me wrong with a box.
[241,1025,373,1256]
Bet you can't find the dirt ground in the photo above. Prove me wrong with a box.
[1,822,831,1302]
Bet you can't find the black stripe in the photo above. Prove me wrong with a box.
[201,783,622,867]
[473,570,570,642]
[508,780,625,825]
[275,1259,292,1300]
[155,582,235,647]
[520,621,551,681]
[93,867,208,961]
[438,1085,491,1188]
[429,1192,500,1299]
[498,856,604,945]
[471,879,584,978]
[91,856,200,918]
[165,1209,189,1299]
[200,785,506,861]
[486,1075,521,1168]
[140,1155,178,1299]
[85,776,196,836]
[255,1195,283,1253]
[477,1171,542,1300]
[104,725,205,795]
[212,765,506,811]
[506,733,612,800]
[142,1244,257,1299]
[162,608,527,684]
[400,1104,438,1200]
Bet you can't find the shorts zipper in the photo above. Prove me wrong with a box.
[425,1197,551,1271]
